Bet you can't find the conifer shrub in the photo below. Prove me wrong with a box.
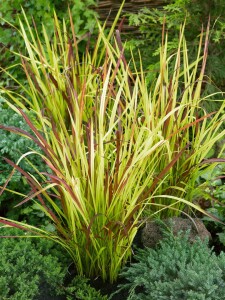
[118,231,225,300]
[65,275,108,300]
[0,227,108,300]
[0,226,68,300]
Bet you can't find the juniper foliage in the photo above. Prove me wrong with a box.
[118,232,225,300]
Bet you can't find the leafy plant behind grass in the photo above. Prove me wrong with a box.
[196,163,225,250]
[0,6,224,283]
[0,100,49,221]
[117,231,225,300]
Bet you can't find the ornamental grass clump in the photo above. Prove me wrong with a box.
[141,22,225,217]
[0,7,224,282]
[0,8,172,282]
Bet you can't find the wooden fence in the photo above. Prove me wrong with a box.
[92,0,169,33]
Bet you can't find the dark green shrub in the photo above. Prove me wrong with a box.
[0,102,45,183]
[0,226,109,300]
[0,101,50,222]
[193,162,225,250]
[118,232,225,300]
[65,275,108,300]
[0,226,69,300]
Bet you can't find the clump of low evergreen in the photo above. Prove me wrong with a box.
[0,226,68,300]
[0,226,109,300]
[65,275,108,300]
[117,231,225,300]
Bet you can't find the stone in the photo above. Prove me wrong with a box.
[141,217,211,248]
